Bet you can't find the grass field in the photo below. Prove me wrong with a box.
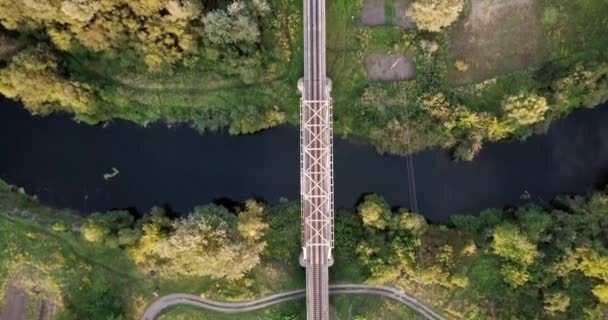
[0,213,153,319]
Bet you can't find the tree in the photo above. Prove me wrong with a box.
[491,224,539,287]
[0,0,204,70]
[154,205,266,280]
[492,224,538,265]
[129,207,171,266]
[544,292,570,314]
[81,221,110,243]
[237,200,269,241]
[0,45,94,115]
[81,210,136,247]
[453,131,483,161]
[202,0,270,48]
[358,194,392,230]
[408,0,465,32]
[592,284,608,304]
[396,209,428,236]
[502,94,550,125]
[515,206,552,242]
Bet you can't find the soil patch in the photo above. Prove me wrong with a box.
[362,0,385,26]
[448,0,542,84]
[1,283,27,320]
[366,54,415,81]
[393,0,415,28]
[1,269,60,320]
[362,0,415,28]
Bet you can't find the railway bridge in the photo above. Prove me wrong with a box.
[298,0,333,319]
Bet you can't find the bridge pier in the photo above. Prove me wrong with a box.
[299,249,334,268]
[298,78,332,95]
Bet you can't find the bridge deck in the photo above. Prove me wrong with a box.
[301,0,332,319]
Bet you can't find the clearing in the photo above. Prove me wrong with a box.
[362,0,415,28]
[366,54,415,81]
[448,0,542,84]
[1,268,60,320]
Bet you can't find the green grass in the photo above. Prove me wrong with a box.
[0,213,153,319]
[538,0,608,62]
[157,302,306,320]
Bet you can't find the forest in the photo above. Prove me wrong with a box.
[0,0,606,159]
[1,179,608,319]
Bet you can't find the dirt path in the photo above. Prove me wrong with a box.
[1,283,27,320]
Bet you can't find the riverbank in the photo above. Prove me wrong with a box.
[0,0,606,158]
[2,179,608,319]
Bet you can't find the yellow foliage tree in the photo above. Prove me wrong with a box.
[138,205,268,280]
[557,248,608,303]
[237,200,269,242]
[0,0,204,70]
[544,292,570,314]
[491,224,539,287]
[408,0,465,32]
[485,116,514,141]
[502,94,550,125]
[358,194,392,230]
[0,45,93,115]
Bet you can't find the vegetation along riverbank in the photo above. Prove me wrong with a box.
[0,0,606,159]
[1,179,608,319]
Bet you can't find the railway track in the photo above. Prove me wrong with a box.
[140,285,446,320]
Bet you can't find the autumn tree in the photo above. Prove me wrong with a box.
[502,94,550,125]
[150,204,267,280]
[491,224,539,287]
[555,248,608,303]
[544,291,570,314]
[0,45,94,115]
[237,200,269,241]
[408,0,465,32]
[358,194,392,230]
[202,0,270,49]
[81,210,138,248]
[129,207,172,266]
[396,209,428,236]
[0,0,205,69]
[82,221,110,243]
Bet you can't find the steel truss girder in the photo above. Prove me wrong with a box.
[300,97,335,256]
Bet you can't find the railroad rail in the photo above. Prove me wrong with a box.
[140,285,446,320]
[299,0,333,319]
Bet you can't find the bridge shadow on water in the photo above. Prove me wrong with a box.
[1,96,607,221]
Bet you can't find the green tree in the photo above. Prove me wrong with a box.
[358,194,392,230]
[515,206,553,242]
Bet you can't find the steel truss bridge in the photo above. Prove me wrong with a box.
[299,0,333,319]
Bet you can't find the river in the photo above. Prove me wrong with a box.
[1,97,607,221]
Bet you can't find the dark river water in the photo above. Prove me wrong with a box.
[1,97,608,222]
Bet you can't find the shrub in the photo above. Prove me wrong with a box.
[408,0,465,32]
